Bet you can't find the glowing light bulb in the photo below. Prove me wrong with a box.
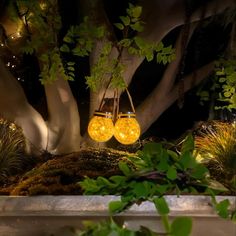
[0,43,4,47]
[88,111,114,142]
[114,112,141,145]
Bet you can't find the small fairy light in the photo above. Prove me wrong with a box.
[12,55,16,59]
[11,65,16,68]
[6,62,11,67]
[9,123,17,131]
[0,43,4,47]
[88,111,114,142]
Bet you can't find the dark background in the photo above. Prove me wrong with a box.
[9,0,232,141]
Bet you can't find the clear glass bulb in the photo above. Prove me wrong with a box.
[88,111,114,142]
[114,112,140,145]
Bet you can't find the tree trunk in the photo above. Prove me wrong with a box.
[0,59,48,154]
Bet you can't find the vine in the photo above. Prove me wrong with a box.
[60,3,175,92]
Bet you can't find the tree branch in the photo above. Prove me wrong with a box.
[0,59,48,154]
[171,62,215,99]
[136,62,214,133]
[159,23,197,94]
[138,0,236,43]
[44,74,81,154]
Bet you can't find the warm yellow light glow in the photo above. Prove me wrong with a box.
[114,112,140,145]
[88,111,114,142]
[39,2,47,10]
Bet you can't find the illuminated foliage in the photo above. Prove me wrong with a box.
[195,121,236,192]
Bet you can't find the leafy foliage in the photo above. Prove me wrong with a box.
[197,58,236,111]
[77,219,158,236]
[80,135,225,211]
[115,4,175,65]
[6,1,175,91]
[210,195,236,221]
[10,0,66,84]
[79,135,230,235]
[215,58,236,110]
[84,42,125,91]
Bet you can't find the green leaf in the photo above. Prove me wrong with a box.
[224,91,232,97]
[130,22,144,32]
[167,166,177,180]
[114,23,124,30]
[157,156,170,172]
[219,77,226,83]
[153,197,170,215]
[63,36,73,43]
[155,185,169,195]
[167,150,179,162]
[171,217,192,236]
[216,70,225,76]
[146,53,154,62]
[155,42,164,51]
[67,61,75,66]
[190,164,208,179]
[109,201,127,213]
[131,6,142,18]
[110,175,126,185]
[143,142,163,156]
[181,135,194,155]
[119,38,132,47]
[79,177,102,194]
[119,161,132,176]
[132,182,149,198]
[134,36,145,49]
[120,16,130,26]
[60,44,70,52]
[215,199,230,219]
[179,152,196,170]
[67,66,75,71]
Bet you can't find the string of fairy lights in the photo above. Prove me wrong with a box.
[0,27,24,83]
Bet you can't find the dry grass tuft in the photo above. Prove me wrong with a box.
[195,121,236,191]
[0,118,29,183]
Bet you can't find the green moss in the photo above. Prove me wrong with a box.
[10,148,135,195]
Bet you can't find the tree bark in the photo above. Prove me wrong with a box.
[44,75,81,154]
[136,62,214,133]
[0,59,48,154]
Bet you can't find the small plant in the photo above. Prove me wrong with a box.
[79,135,230,236]
[0,118,29,183]
[194,121,236,190]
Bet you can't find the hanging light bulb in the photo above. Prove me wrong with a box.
[88,111,114,142]
[114,112,140,145]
